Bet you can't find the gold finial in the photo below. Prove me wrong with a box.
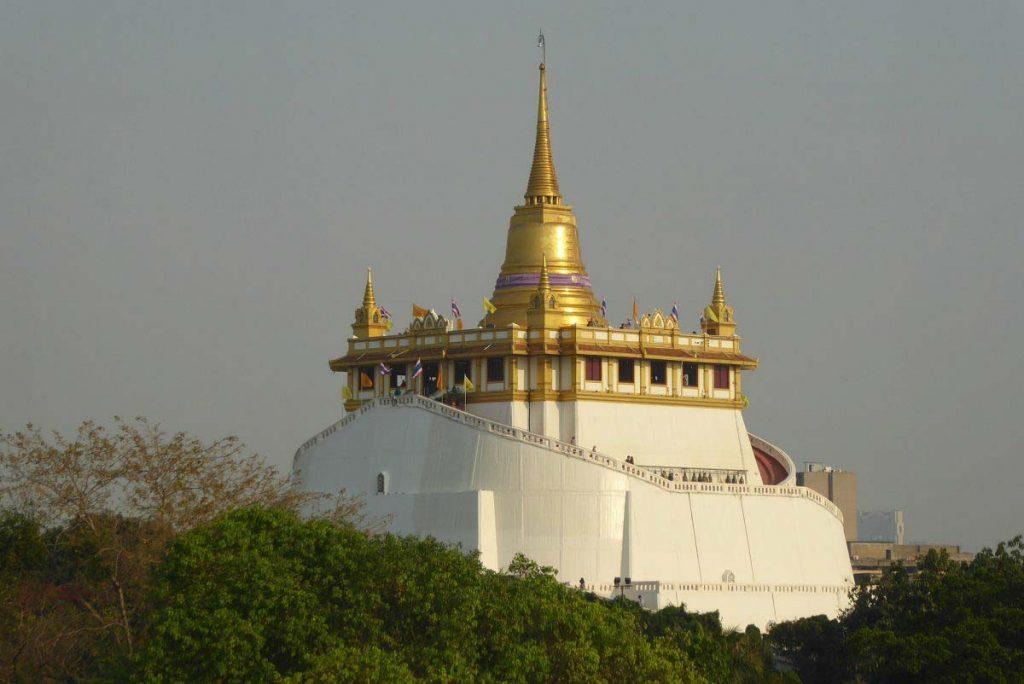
[362,267,377,308]
[538,253,551,293]
[524,58,561,205]
[712,265,726,307]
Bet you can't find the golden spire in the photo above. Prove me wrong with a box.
[524,63,561,205]
[362,267,377,308]
[352,267,387,338]
[702,266,736,336]
[712,265,726,307]
[538,253,551,293]
[488,48,602,328]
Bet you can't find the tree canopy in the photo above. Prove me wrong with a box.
[769,539,1024,683]
[134,506,780,683]
[0,418,358,681]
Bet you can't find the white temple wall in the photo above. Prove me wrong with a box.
[527,400,560,438]
[559,357,573,390]
[469,401,514,427]
[573,400,762,479]
[294,403,852,629]
[558,401,578,444]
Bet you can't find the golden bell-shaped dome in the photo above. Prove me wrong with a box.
[487,61,602,328]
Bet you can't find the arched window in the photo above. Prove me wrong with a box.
[376,472,388,495]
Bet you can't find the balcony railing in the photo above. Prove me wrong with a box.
[637,465,747,485]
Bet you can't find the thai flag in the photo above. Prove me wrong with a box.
[379,306,392,320]
[670,301,679,323]
[601,299,607,318]
[379,362,391,375]
[411,358,423,378]
[451,298,461,319]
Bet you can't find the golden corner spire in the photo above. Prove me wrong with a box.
[362,267,377,308]
[712,265,726,307]
[702,266,736,337]
[524,54,562,206]
[352,267,387,338]
[538,253,551,293]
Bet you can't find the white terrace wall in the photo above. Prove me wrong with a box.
[570,401,762,479]
[294,398,852,629]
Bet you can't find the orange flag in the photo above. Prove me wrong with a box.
[360,371,374,389]
[436,363,444,391]
[632,298,639,322]
[412,303,430,318]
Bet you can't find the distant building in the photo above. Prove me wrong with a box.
[798,464,857,542]
[848,542,974,584]
[858,509,905,544]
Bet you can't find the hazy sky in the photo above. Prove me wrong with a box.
[2,2,1021,551]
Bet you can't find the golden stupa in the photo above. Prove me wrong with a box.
[486,61,604,328]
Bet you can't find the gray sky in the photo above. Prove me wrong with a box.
[2,1,1021,551]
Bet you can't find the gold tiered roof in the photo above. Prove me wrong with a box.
[486,60,603,328]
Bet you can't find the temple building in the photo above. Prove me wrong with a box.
[294,58,853,629]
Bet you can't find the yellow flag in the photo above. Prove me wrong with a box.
[342,386,352,400]
[483,297,497,314]
[360,371,374,389]
[464,375,475,392]
[632,298,639,322]
[412,303,430,318]
[436,363,444,391]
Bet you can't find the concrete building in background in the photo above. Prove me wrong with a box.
[294,57,854,629]
[797,464,858,542]
[859,509,905,544]
[848,542,974,584]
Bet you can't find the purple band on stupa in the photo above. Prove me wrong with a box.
[494,272,592,290]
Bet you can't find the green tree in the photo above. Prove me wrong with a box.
[769,536,1024,683]
[136,507,381,682]
[769,614,851,683]
[282,644,415,683]
[371,534,483,680]
[134,510,714,682]
[475,556,694,683]
[0,418,357,681]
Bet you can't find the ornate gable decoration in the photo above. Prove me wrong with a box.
[530,291,558,311]
[407,310,452,333]
[354,305,383,325]
[639,308,677,331]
